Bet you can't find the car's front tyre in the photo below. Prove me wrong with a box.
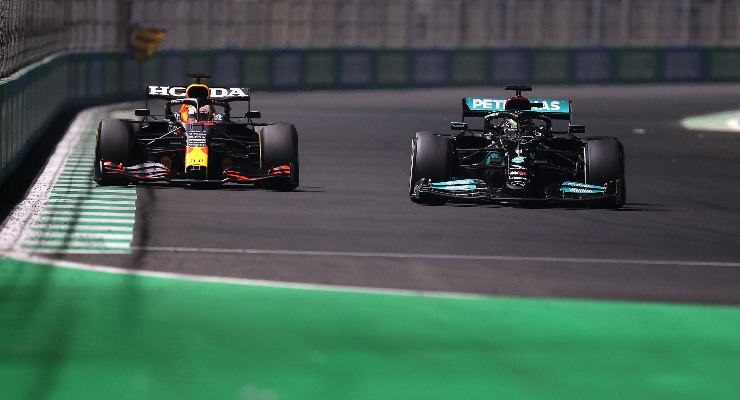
[409,131,452,204]
[94,119,134,186]
[584,137,626,209]
[260,123,299,191]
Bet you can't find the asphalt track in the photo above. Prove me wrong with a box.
[50,85,740,305]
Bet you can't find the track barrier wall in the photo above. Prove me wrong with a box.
[2,46,740,187]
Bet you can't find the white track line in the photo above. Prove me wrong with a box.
[130,246,740,268]
[6,244,736,299]
[1,252,485,299]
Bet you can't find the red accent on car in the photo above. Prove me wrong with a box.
[505,96,532,111]
[268,164,291,175]
[223,169,259,182]
[103,161,125,173]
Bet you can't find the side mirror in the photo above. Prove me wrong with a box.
[134,109,150,117]
[569,124,585,134]
[450,121,468,131]
[246,111,261,119]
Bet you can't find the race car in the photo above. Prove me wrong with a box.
[94,73,299,190]
[409,85,626,208]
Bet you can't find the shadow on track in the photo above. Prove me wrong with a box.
[138,182,325,193]
[421,201,667,212]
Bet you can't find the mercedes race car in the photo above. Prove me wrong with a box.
[409,86,626,208]
[94,74,299,190]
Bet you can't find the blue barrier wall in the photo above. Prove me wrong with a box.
[1,46,739,187]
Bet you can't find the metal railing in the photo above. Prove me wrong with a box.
[0,0,126,79]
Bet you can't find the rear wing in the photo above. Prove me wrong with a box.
[462,97,571,120]
[147,86,251,102]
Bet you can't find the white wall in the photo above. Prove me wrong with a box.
[1,0,738,78]
[130,0,740,49]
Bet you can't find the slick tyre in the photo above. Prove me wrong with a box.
[409,131,452,204]
[94,119,133,186]
[585,137,626,208]
[260,123,299,191]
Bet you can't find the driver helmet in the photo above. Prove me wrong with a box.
[181,104,215,122]
[519,117,536,135]
[505,96,531,111]
[180,83,214,122]
[487,116,517,134]
[190,105,213,121]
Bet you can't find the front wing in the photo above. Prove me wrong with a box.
[100,161,292,185]
[411,178,621,204]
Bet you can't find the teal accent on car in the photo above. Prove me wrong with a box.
[560,181,606,194]
[436,185,476,191]
[431,179,477,186]
[430,179,477,191]
[561,181,606,190]
[484,153,501,165]
[464,98,571,114]
[560,187,606,194]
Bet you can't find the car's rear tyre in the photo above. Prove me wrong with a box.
[260,123,299,191]
[409,131,452,204]
[94,119,134,186]
[585,137,626,208]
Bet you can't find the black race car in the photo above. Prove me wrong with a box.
[409,86,626,208]
[94,74,299,190]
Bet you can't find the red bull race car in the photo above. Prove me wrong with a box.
[94,74,299,190]
[409,86,626,208]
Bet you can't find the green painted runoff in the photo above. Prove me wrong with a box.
[1,256,739,400]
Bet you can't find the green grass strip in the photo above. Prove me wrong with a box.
[1,257,739,400]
